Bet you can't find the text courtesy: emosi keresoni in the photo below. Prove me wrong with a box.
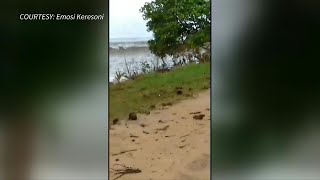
[19,14,105,20]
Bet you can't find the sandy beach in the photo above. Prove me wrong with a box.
[109,90,211,180]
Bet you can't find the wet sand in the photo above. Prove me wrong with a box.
[109,90,211,180]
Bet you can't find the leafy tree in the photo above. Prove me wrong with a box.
[140,0,211,59]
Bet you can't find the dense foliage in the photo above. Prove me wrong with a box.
[140,0,211,58]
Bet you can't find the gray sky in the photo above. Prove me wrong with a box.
[110,0,152,39]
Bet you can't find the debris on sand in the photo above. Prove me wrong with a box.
[177,90,183,95]
[193,114,205,120]
[129,134,139,138]
[140,123,146,128]
[178,144,189,149]
[143,131,150,134]
[112,118,119,125]
[164,135,175,138]
[112,149,137,156]
[179,134,191,138]
[158,120,166,123]
[155,125,170,131]
[128,112,137,120]
[189,111,201,114]
[110,164,142,180]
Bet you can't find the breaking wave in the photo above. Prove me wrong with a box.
[109,37,151,50]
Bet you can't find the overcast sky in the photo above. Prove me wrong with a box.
[110,0,153,39]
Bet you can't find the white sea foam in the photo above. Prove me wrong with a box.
[109,37,155,82]
[109,37,151,50]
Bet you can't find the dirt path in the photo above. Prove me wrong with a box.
[109,90,211,180]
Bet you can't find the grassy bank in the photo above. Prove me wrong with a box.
[110,63,210,121]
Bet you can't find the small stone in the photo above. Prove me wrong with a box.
[112,118,119,125]
[177,90,183,95]
[115,158,119,161]
[128,112,137,120]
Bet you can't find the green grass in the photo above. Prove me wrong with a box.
[110,63,210,121]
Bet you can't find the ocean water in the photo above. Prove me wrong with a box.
[109,37,156,82]
[109,37,204,82]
